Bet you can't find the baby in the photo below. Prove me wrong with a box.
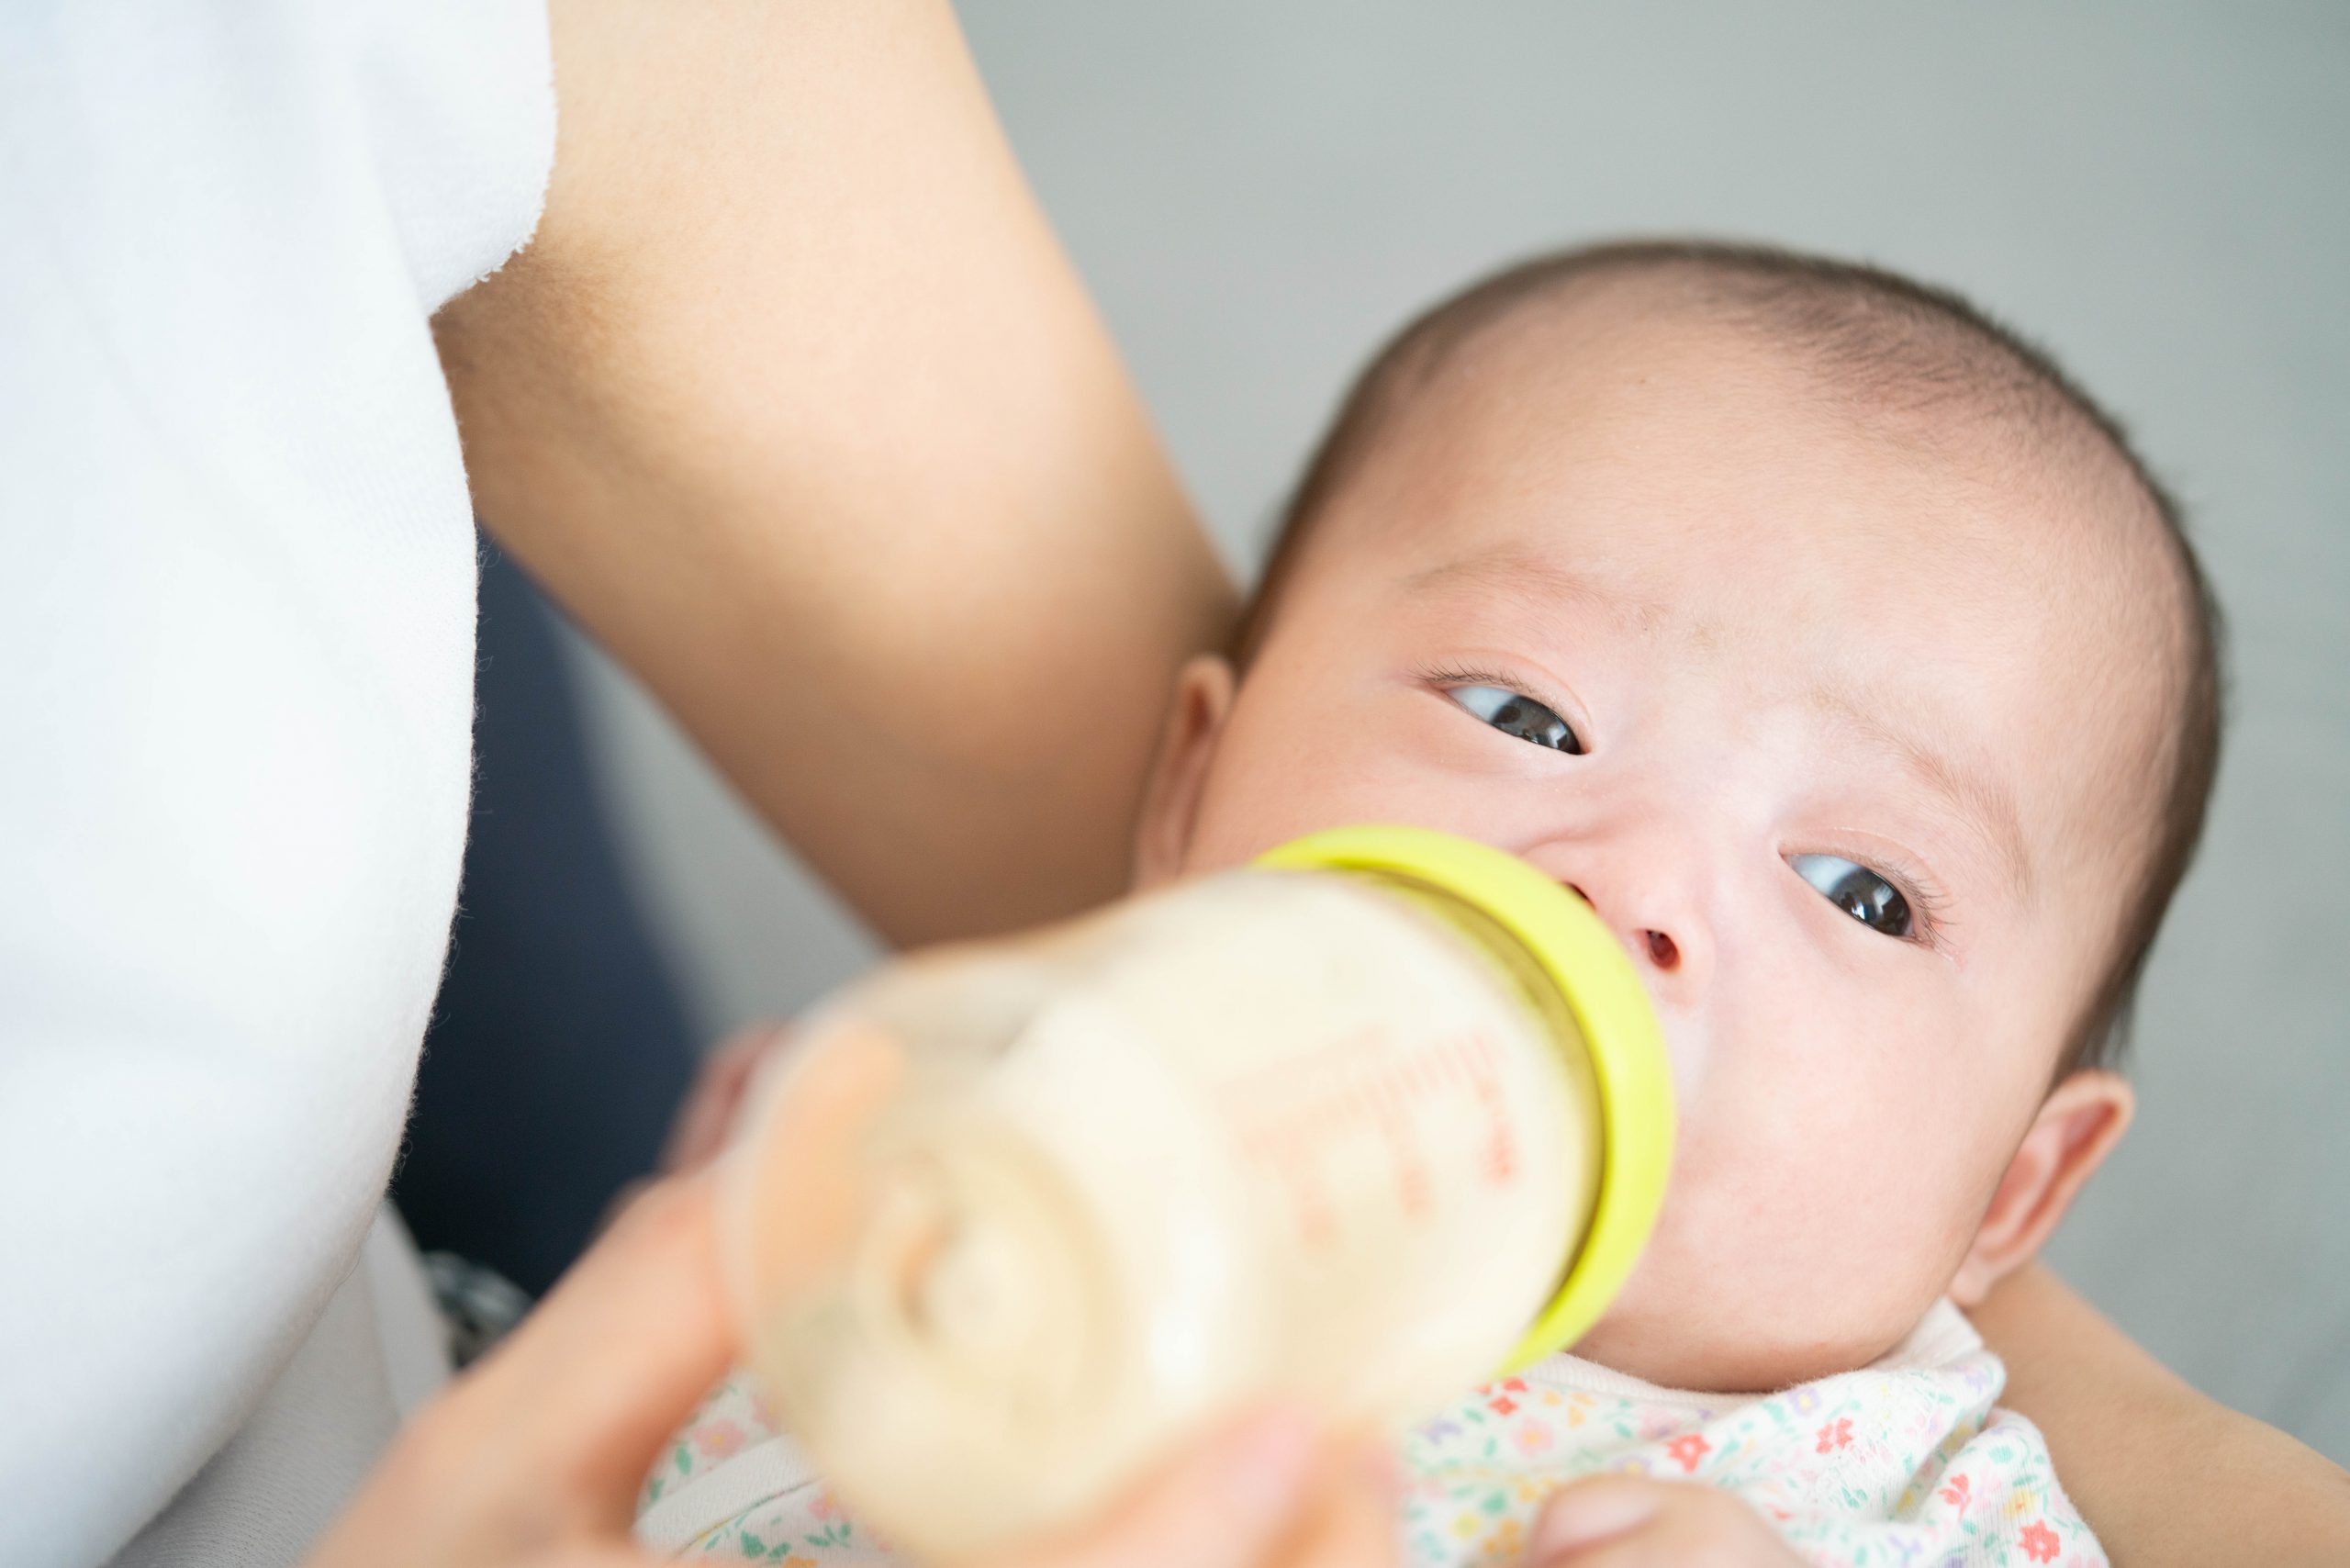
[636,241,2223,1567]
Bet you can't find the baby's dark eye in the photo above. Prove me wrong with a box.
[1790,854,1913,938]
[1446,684,1583,754]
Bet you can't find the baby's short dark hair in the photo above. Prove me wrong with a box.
[1236,239,2223,1081]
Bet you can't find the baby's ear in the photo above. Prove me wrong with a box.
[1130,655,1238,890]
[1949,1070,2134,1306]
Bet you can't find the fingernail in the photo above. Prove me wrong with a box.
[1216,1407,1320,1519]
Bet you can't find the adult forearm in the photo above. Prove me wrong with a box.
[435,0,1235,946]
[1975,1263,2350,1565]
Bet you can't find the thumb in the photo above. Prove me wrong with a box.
[451,1173,739,1531]
[312,1174,738,1565]
[984,1409,1326,1568]
[1526,1475,1673,1561]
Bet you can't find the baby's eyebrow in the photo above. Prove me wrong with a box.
[1809,685,2035,904]
[1404,549,1658,627]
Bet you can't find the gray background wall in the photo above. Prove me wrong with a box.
[564,3,2350,1458]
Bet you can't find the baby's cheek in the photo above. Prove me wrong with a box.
[1575,1097,1982,1389]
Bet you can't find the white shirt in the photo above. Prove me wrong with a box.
[0,2,554,1562]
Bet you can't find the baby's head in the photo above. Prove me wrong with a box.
[1131,241,2222,1391]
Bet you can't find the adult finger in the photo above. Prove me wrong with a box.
[1528,1477,1794,1568]
[454,1174,738,1529]
[308,1174,736,1564]
[1526,1475,1673,1561]
[1279,1439,1404,1568]
[984,1407,1325,1568]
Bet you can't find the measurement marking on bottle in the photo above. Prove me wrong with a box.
[1213,1029,1523,1251]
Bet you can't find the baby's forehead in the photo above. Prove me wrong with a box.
[1419,282,2092,481]
[1365,297,2144,595]
[1383,286,2173,627]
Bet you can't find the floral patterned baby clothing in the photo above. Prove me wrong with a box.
[636,1298,2100,1568]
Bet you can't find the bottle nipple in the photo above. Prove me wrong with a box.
[866,1160,1038,1361]
[851,1128,1104,1425]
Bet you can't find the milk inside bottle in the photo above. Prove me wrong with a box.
[719,825,1674,1560]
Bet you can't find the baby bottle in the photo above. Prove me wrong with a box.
[719,825,1673,1561]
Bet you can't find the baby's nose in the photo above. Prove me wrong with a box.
[1566,880,1683,974]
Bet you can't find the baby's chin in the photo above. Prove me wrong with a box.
[1567,1313,1862,1395]
[1563,1260,1943,1394]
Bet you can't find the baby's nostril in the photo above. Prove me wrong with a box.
[1646,930,1680,969]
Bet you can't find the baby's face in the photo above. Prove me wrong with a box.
[1143,297,2171,1390]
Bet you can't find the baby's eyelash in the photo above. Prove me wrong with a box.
[1418,662,1570,714]
[1863,852,1953,950]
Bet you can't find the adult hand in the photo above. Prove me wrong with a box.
[302,1177,735,1568]
[1527,1477,1805,1567]
[305,1170,1395,1568]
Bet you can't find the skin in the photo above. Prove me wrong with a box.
[433,0,1234,948]
[1975,1263,2350,1566]
[1132,284,2162,1393]
[317,1,2350,1562]
[302,1178,1399,1568]
[298,1196,2349,1568]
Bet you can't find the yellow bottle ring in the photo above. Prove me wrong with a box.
[1256,825,1674,1372]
